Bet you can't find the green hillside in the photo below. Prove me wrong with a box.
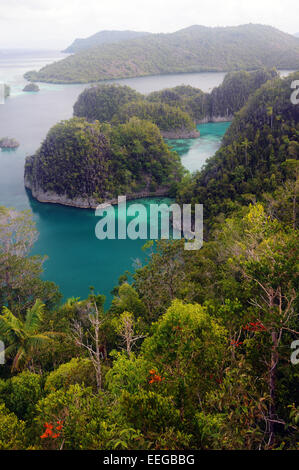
[25,24,299,84]
[147,69,278,121]
[73,69,279,135]
[176,71,299,224]
[63,30,151,53]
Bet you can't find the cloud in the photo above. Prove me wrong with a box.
[0,0,298,49]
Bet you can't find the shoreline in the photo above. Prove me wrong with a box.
[25,183,170,210]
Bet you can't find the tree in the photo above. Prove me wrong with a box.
[227,204,298,446]
[0,206,60,314]
[0,404,26,450]
[141,300,227,421]
[0,207,39,306]
[0,299,59,372]
[72,295,107,392]
[115,311,145,357]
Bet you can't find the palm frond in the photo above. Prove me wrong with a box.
[0,308,24,341]
[25,299,45,334]
[28,333,54,349]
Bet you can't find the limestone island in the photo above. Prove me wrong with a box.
[25,117,184,208]
[0,137,20,149]
[23,82,40,92]
[73,84,200,140]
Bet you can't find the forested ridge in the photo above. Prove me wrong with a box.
[146,68,278,121]
[72,69,278,136]
[63,30,151,53]
[0,67,298,450]
[175,71,299,227]
[24,24,299,83]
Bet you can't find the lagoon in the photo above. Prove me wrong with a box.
[0,50,232,303]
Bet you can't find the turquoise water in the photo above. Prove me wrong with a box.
[167,122,231,172]
[0,50,231,305]
[29,196,172,305]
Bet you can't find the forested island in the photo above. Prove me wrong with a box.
[1,69,298,450]
[25,117,184,207]
[24,68,281,208]
[23,83,40,92]
[73,83,200,138]
[63,30,151,53]
[0,137,20,149]
[24,24,299,84]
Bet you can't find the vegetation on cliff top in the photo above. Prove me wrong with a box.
[73,69,278,137]
[112,101,197,135]
[73,84,143,122]
[63,30,151,53]
[25,117,184,202]
[175,71,299,225]
[147,69,279,121]
[24,24,299,84]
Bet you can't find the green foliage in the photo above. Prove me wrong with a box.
[119,390,180,433]
[73,84,142,122]
[208,68,278,118]
[0,206,61,314]
[25,117,184,202]
[64,30,151,53]
[106,352,150,395]
[176,72,299,225]
[2,62,299,450]
[1,372,43,421]
[0,404,27,450]
[110,283,146,318]
[141,300,227,410]
[74,71,276,132]
[112,100,196,134]
[35,384,117,450]
[0,299,59,371]
[44,358,96,393]
[25,25,299,83]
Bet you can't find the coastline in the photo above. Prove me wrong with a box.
[25,179,170,209]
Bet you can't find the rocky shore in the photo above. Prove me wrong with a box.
[161,128,200,139]
[24,179,170,209]
[197,115,233,124]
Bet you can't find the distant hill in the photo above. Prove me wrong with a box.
[294,33,299,37]
[63,30,151,53]
[25,24,299,84]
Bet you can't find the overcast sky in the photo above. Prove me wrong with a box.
[0,0,298,49]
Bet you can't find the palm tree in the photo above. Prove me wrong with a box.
[240,138,251,166]
[0,299,59,371]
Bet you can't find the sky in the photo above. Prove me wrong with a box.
[0,0,298,49]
